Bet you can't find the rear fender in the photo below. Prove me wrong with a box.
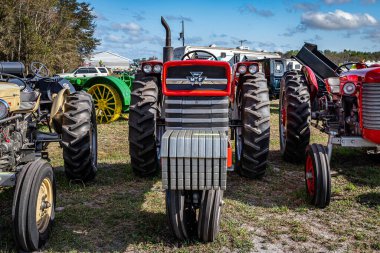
[302,66,318,102]
[50,88,70,133]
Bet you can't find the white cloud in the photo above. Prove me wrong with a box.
[112,22,143,36]
[323,0,351,4]
[302,10,377,30]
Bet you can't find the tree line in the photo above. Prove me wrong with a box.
[282,49,380,64]
[0,0,99,74]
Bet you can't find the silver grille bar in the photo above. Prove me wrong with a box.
[362,83,380,130]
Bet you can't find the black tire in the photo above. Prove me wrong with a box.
[305,144,331,208]
[279,70,311,163]
[62,91,97,182]
[198,190,223,242]
[239,73,270,179]
[166,190,196,240]
[129,77,159,176]
[12,160,56,251]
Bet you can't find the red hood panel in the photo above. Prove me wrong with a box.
[341,67,380,83]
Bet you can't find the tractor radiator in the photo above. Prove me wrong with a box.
[161,130,227,190]
[362,83,380,130]
[164,96,229,131]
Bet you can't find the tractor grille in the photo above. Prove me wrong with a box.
[165,65,228,91]
[361,83,380,130]
[164,96,229,131]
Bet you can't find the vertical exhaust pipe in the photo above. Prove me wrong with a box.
[161,16,173,63]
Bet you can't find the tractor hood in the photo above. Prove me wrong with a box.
[0,82,21,111]
[340,67,380,83]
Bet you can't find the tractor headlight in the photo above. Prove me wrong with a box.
[248,65,258,74]
[343,82,356,95]
[0,99,9,120]
[238,65,247,74]
[143,64,152,74]
[153,64,162,73]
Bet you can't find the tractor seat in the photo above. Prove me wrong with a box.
[19,91,40,111]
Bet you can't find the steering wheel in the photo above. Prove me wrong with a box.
[0,73,27,91]
[335,62,368,74]
[181,50,218,61]
[30,62,50,78]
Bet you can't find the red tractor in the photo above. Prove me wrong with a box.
[280,43,380,208]
[128,17,270,241]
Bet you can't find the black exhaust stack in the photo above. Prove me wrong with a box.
[161,16,173,63]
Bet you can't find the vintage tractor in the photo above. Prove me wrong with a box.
[0,62,97,251]
[61,67,132,123]
[128,17,270,241]
[279,43,380,208]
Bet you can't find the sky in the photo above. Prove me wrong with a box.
[88,0,380,60]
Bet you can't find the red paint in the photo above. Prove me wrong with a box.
[227,142,232,168]
[162,60,231,97]
[305,154,315,197]
[302,66,318,101]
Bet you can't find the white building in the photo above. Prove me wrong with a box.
[84,51,132,70]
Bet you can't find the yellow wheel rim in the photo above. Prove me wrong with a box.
[88,84,122,124]
[36,178,53,233]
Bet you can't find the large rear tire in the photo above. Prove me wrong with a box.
[279,70,311,163]
[128,77,159,176]
[238,73,270,179]
[12,160,56,252]
[62,91,97,182]
[305,144,331,208]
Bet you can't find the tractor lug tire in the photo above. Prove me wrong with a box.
[129,77,159,176]
[62,91,98,182]
[239,73,270,179]
[280,70,311,163]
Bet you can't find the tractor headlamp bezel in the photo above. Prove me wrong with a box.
[0,99,10,120]
[343,82,356,95]
[143,64,152,74]
[153,64,162,73]
[238,65,247,74]
[248,64,258,74]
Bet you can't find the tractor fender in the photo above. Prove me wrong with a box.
[83,76,131,112]
[302,66,318,102]
[50,88,70,133]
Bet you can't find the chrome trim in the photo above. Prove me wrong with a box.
[166,78,228,85]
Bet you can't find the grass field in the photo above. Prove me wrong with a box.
[1,100,379,252]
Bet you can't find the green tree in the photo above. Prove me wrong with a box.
[0,0,99,73]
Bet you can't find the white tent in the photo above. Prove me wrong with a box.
[84,51,132,70]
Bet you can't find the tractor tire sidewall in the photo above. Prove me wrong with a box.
[62,91,97,182]
[239,73,270,179]
[280,70,311,163]
[306,144,331,208]
[12,160,55,251]
[197,190,223,242]
[129,77,159,176]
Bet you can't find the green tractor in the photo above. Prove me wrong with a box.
[58,66,133,123]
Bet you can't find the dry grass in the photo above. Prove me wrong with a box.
[1,100,379,252]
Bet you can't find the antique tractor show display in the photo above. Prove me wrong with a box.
[0,62,98,251]
[129,17,270,241]
[60,67,133,123]
[280,43,380,208]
